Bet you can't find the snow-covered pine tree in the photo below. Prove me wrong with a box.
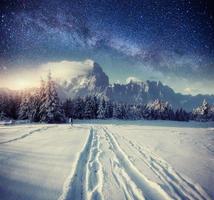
[0,91,22,120]
[73,97,84,119]
[18,92,32,120]
[112,103,126,119]
[127,104,142,120]
[83,96,98,119]
[126,105,133,120]
[0,94,8,120]
[112,102,119,119]
[105,100,113,118]
[168,108,175,120]
[175,108,182,121]
[142,104,150,119]
[121,104,128,119]
[9,93,21,120]
[144,99,175,120]
[97,98,106,119]
[192,99,213,121]
[29,90,41,122]
[0,111,7,120]
[84,96,95,119]
[201,99,209,115]
[38,78,47,121]
[92,96,99,118]
[40,72,65,123]
[181,108,189,121]
[63,98,74,118]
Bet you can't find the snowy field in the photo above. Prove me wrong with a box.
[0,121,213,200]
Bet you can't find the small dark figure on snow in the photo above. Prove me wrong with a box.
[69,118,73,126]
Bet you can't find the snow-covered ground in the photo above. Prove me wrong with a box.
[0,121,213,200]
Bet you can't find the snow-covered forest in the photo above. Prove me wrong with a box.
[0,72,65,123]
[0,73,214,123]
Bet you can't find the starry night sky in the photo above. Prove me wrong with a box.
[0,0,214,94]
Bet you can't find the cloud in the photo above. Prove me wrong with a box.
[0,59,95,90]
[126,76,141,84]
[39,59,94,82]
[183,87,193,94]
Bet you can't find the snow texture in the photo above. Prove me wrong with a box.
[0,121,213,200]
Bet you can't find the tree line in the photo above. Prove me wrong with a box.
[2,73,210,123]
[63,98,189,121]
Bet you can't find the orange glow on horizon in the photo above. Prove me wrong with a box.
[12,79,37,90]
[2,76,40,90]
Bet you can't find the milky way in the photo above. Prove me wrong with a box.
[0,0,214,94]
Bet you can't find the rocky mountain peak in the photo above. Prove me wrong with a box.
[88,62,109,89]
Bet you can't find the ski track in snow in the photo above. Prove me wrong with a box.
[87,128,103,200]
[58,127,103,200]
[105,127,211,200]
[104,129,146,200]
[102,127,171,200]
[0,126,52,145]
[58,126,211,200]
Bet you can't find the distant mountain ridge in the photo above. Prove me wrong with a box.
[59,62,214,111]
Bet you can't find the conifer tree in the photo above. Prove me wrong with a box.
[97,98,106,119]
[40,72,65,123]
[18,92,31,120]
[0,111,7,120]
[73,97,84,119]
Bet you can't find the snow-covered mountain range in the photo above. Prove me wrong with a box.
[1,61,214,111]
[58,61,214,111]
